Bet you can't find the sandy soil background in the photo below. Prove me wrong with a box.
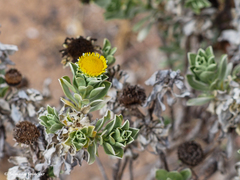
[0,0,226,179]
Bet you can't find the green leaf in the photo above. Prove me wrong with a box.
[103,142,115,155]
[89,86,105,99]
[186,74,210,91]
[233,64,240,78]
[106,55,115,66]
[188,53,197,66]
[110,47,117,55]
[87,142,97,164]
[103,38,111,50]
[218,54,228,81]
[60,97,79,110]
[75,76,86,87]
[93,0,111,8]
[61,76,78,93]
[156,169,168,180]
[95,110,111,132]
[186,96,214,106]
[59,78,78,105]
[0,86,9,97]
[168,172,183,180]
[205,46,213,57]
[180,169,192,180]
[90,81,111,101]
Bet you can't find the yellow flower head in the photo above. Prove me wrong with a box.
[78,52,107,77]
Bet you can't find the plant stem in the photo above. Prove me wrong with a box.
[112,159,121,180]
[129,158,134,180]
[96,157,109,180]
[118,157,129,180]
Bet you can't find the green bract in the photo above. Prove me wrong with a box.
[98,113,139,158]
[39,106,64,134]
[64,126,95,151]
[185,0,211,14]
[59,63,111,112]
[155,169,192,180]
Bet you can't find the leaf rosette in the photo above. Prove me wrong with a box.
[39,106,64,134]
[188,46,217,85]
[98,114,139,158]
[64,126,96,151]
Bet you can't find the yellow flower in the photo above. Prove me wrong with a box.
[78,52,107,77]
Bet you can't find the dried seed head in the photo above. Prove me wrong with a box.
[59,36,95,64]
[13,121,40,145]
[80,0,90,4]
[119,84,146,106]
[5,68,22,86]
[177,141,204,166]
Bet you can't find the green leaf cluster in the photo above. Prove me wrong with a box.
[102,38,117,66]
[156,169,192,180]
[93,0,143,20]
[39,106,64,134]
[185,0,211,14]
[95,111,139,158]
[187,46,232,92]
[186,46,240,106]
[59,63,111,112]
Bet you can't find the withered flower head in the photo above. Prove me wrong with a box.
[59,36,96,64]
[80,0,90,4]
[13,121,40,145]
[177,141,204,166]
[5,68,22,86]
[119,84,146,106]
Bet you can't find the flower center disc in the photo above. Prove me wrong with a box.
[78,52,107,77]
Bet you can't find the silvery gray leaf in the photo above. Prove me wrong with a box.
[166,91,176,106]
[73,150,85,166]
[218,30,240,45]
[174,91,190,97]
[112,78,123,89]
[138,134,150,146]
[27,103,36,117]
[11,104,22,123]
[226,133,233,158]
[42,78,52,98]
[43,145,56,164]
[183,20,195,36]
[34,162,48,172]
[8,156,28,166]
[0,42,18,55]
[18,90,29,100]
[0,99,10,111]
[145,71,158,86]
[157,93,166,112]
[63,161,72,174]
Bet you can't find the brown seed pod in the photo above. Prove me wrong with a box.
[59,36,96,63]
[5,68,22,86]
[118,84,146,107]
[13,121,40,145]
[177,141,204,166]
